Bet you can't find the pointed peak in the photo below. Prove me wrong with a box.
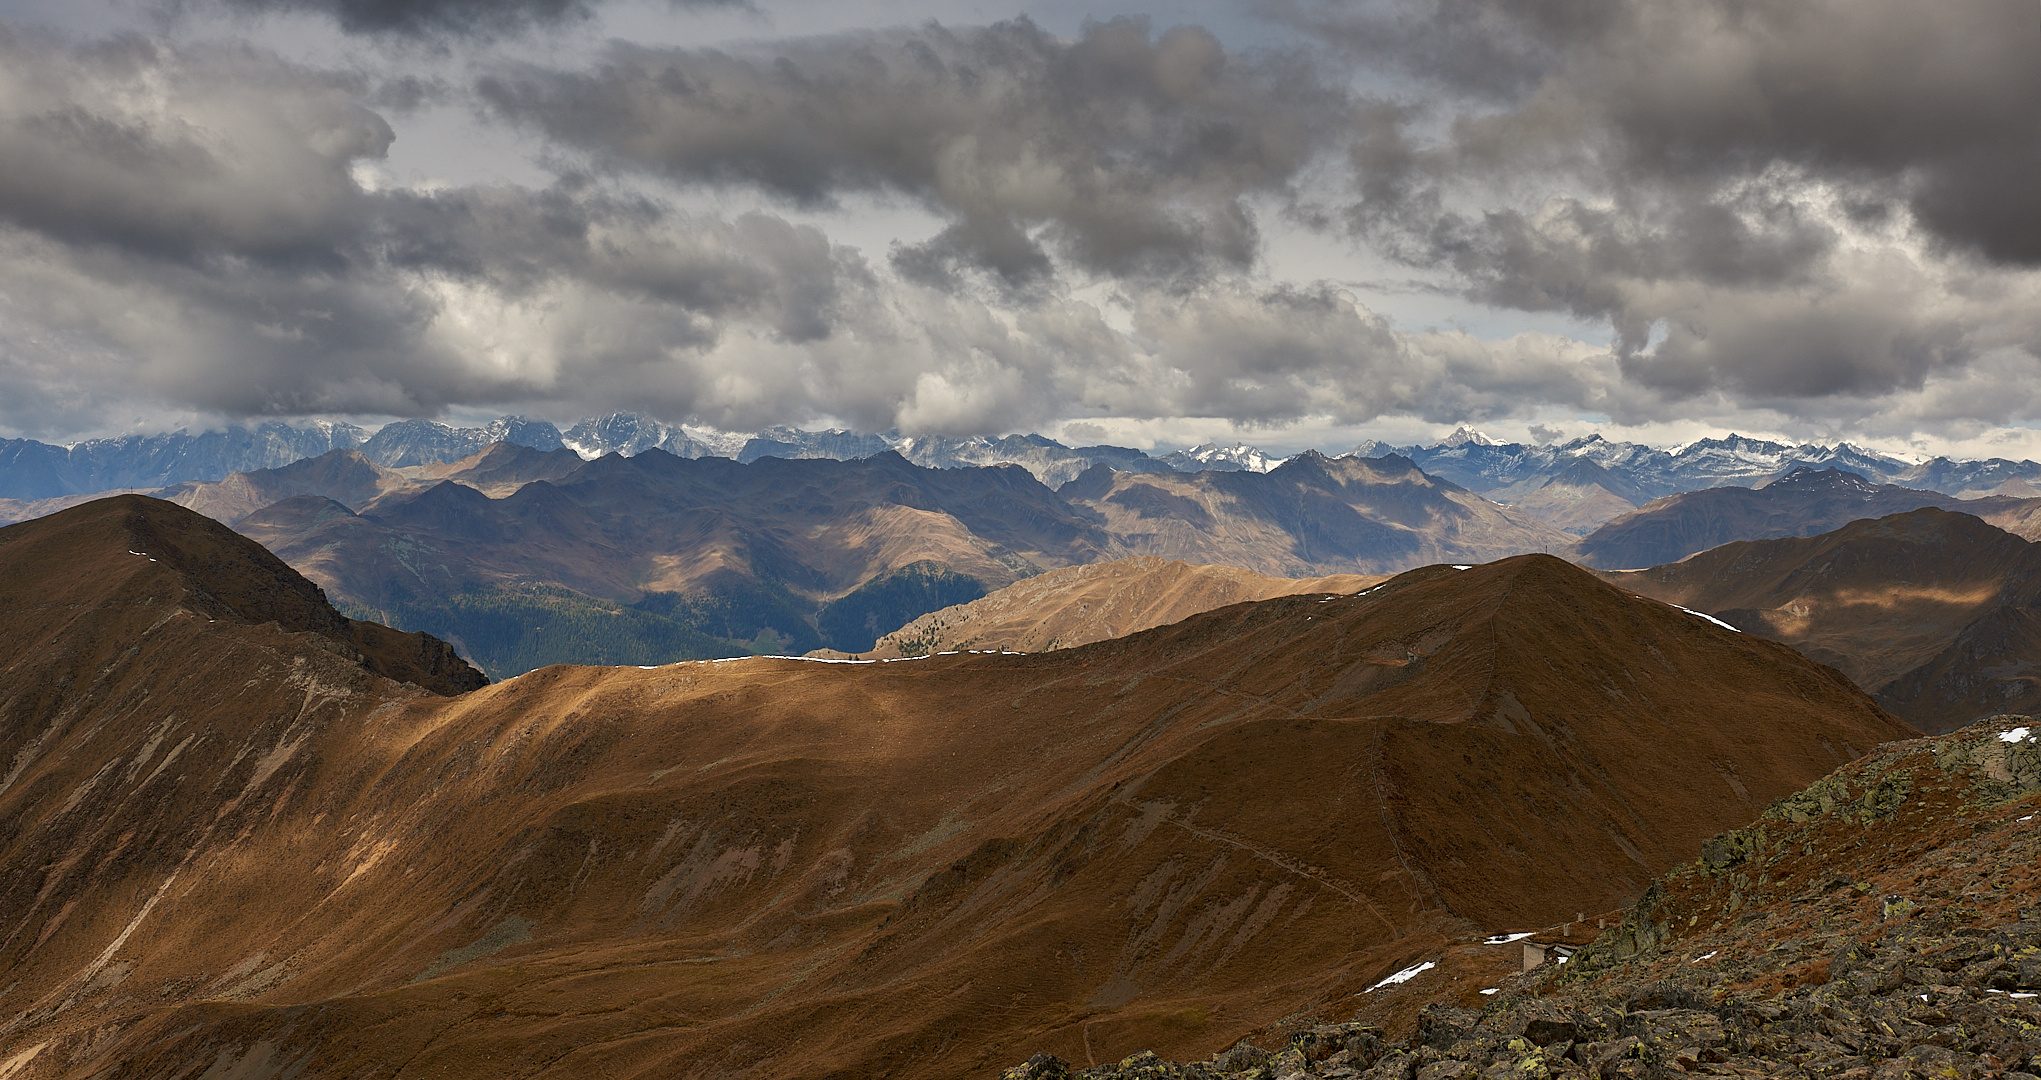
[1439,425,1498,448]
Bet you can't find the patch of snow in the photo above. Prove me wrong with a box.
[758,656,878,664]
[1479,988,1499,996]
[1691,951,1718,964]
[2019,815,2034,823]
[1673,604,1742,632]
[2017,993,2038,999]
[1484,932,1536,944]
[1364,960,1436,992]
[1451,565,1473,570]
[1999,726,2033,744]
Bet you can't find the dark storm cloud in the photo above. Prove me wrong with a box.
[161,0,742,41]
[0,27,388,267]
[1279,0,2041,419]
[0,20,1614,442]
[478,17,1350,285]
[0,25,863,431]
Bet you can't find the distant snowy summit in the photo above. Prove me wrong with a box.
[4,415,2039,504]
[1373,431,2030,503]
[1156,443,1288,473]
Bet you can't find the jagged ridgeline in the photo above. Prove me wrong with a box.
[225,448,1582,677]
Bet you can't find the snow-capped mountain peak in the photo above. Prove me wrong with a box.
[1439,425,1498,448]
[1158,443,1286,473]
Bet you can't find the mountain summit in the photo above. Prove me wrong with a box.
[0,495,485,696]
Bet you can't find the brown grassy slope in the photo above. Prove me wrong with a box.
[0,495,485,698]
[846,556,1386,658]
[1599,508,2041,733]
[0,500,1911,1079]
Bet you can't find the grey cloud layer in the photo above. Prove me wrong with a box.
[0,24,1616,441]
[6,5,2039,444]
[478,18,1349,286]
[1285,0,2041,421]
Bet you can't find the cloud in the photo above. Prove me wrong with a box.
[155,0,742,41]
[7,10,2038,450]
[0,24,1614,442]
[0,27,388,267]
[1280,0,2041,421]
[477,17,1351,287]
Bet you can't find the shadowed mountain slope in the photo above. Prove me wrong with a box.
[1486,457,1650,536]
[849,556,1384,658]
[0,520,1912,1078]
[1602,508,2041,733]
[153,448,406,523]
[0,496,485,700]
[1572,468,2041,569]
[1062,452,1573,575]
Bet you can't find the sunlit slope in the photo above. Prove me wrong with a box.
[848,555,1385,657]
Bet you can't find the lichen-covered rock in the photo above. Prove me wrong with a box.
[1005,1052,1073,1080]
[1003,718,2041,1080]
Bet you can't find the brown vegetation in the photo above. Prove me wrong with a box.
[0,497,1911,1078]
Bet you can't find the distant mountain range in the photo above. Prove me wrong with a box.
[0,420,367,500]
[1571,466,2041,569]
[65,445,1568,676]
[10,417,2041,531]
[16,432,2040,677]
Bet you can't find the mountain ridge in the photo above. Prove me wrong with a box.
[0,505,1913,1078]
[1601,506,2041,733]
[10,415,2041,508]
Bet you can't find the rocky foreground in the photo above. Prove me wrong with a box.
[1004,716,2041,1079]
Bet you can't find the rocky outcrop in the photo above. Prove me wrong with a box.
[1005,717,2041,1079]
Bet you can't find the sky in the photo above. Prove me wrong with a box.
[2,0,2040,458]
